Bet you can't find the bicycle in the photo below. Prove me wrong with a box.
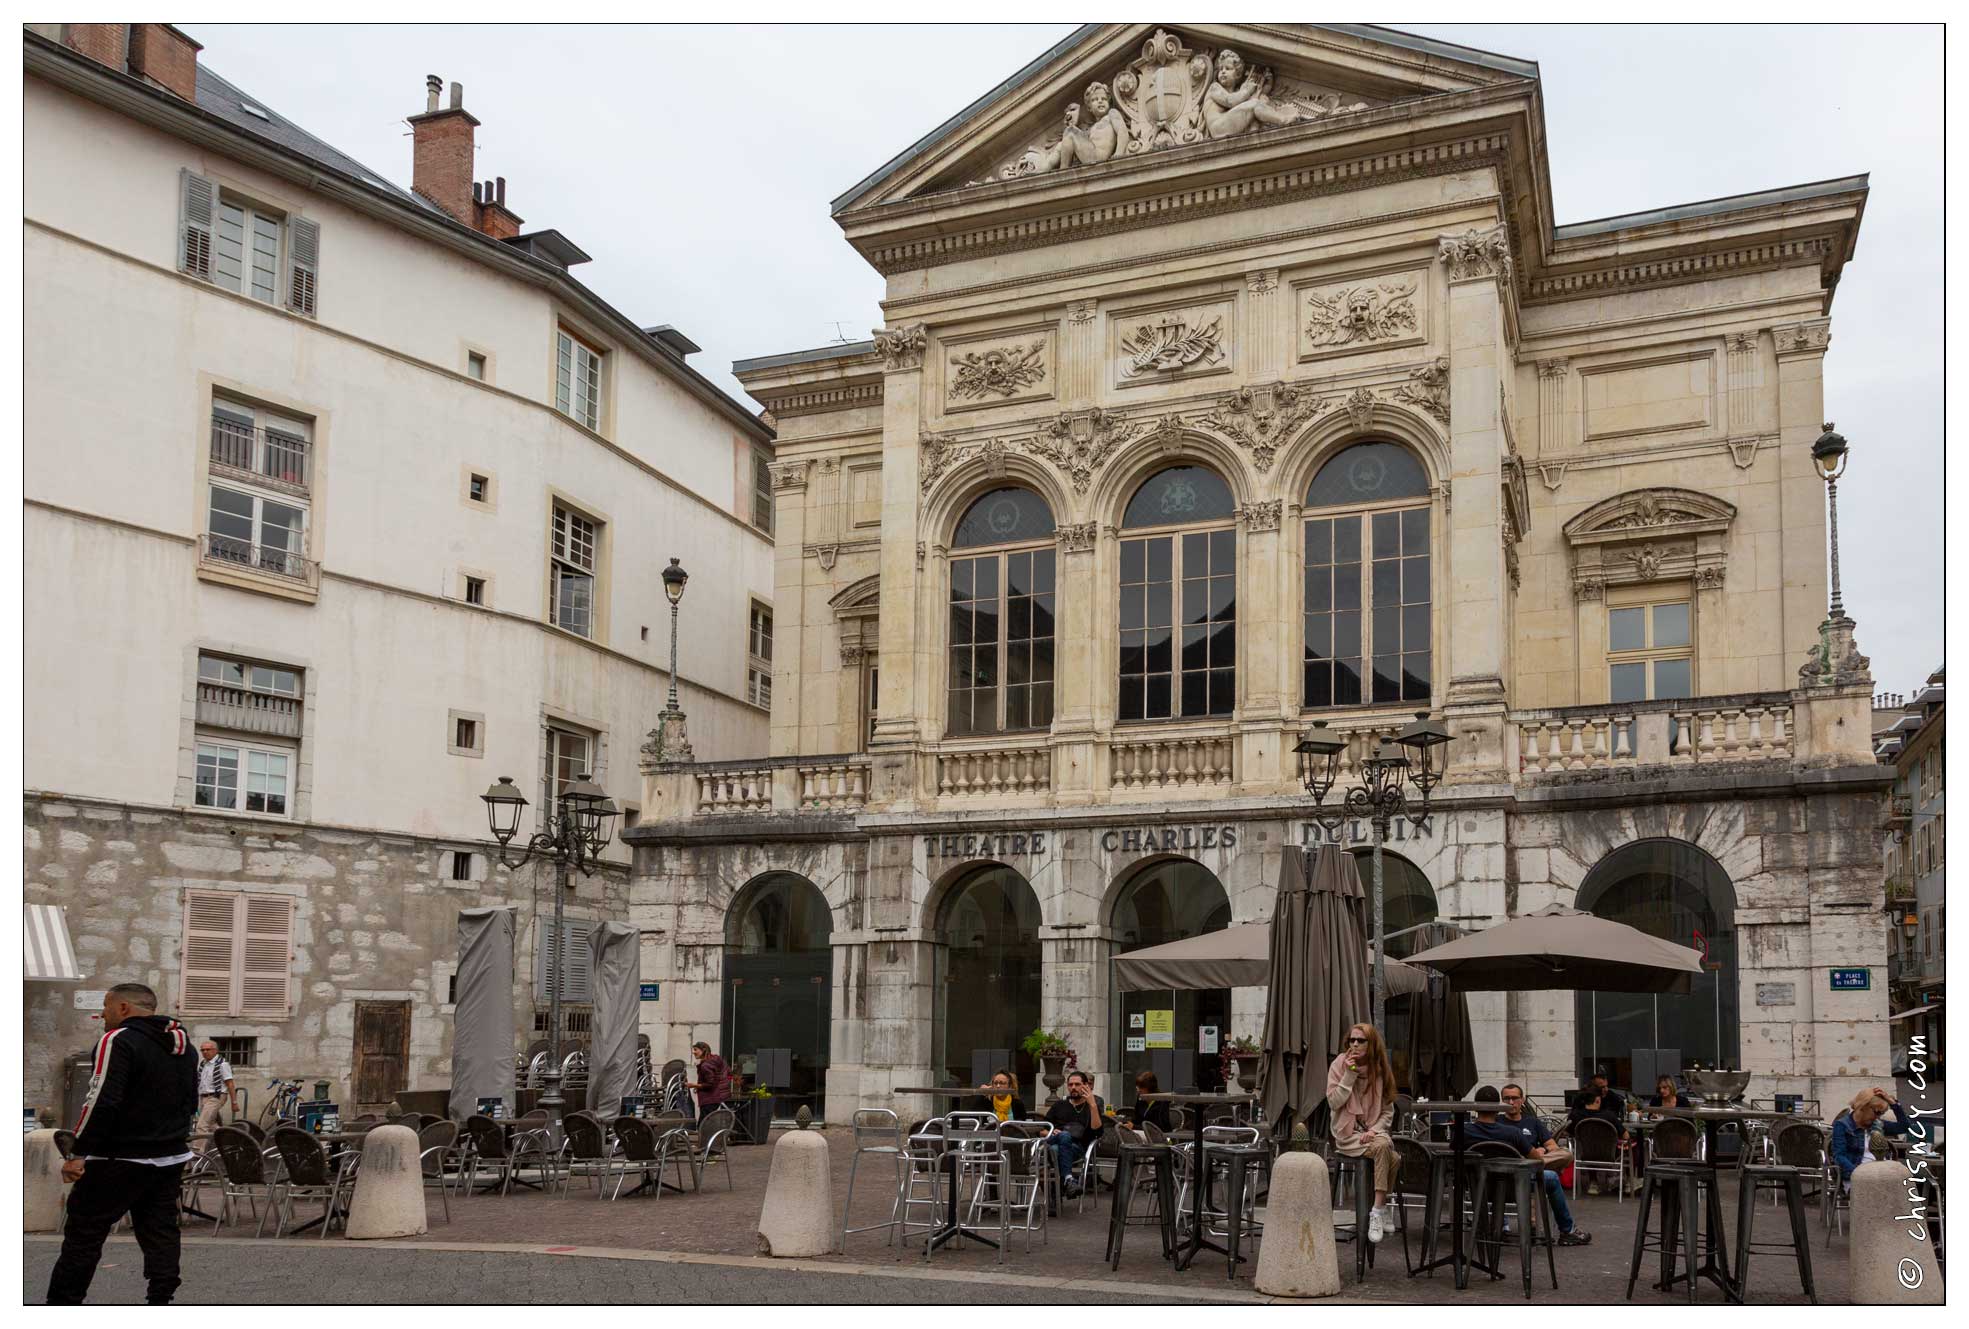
[258,1077,306,1129]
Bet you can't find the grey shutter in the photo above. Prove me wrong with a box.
[285,215,319,317]
[535,919,594,1003]
[178,168,216,279]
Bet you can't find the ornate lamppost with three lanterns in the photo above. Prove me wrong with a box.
[1293,711,1452,1033]
[479,771,619,1137]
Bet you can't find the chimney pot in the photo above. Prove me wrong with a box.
[496,176,507,205]
[425,74,441,113]
[450,81,464,111]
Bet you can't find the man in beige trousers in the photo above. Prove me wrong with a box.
[193,1040,237,1136]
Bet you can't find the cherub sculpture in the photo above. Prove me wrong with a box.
[1060,81,1129,166]
[1202,48,1315,139]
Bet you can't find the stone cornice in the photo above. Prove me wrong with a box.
[757,381,885,420]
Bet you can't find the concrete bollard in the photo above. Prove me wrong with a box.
[1255,1150,1341,1298]
[344,1124,428,1240]
[1848,1160,1944,1303]
[757,1114,833,1258]
[25,1130,67,1233]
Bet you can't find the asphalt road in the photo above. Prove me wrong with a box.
[22,1238,1266,1305]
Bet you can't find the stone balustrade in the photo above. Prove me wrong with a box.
[1512,693,1794,776]
[795,758,867,810]
[937,743,1051,797]
[689,756,871,815]
[1110,732,1235,791]
[695,764,776,813]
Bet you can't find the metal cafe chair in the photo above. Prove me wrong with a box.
[269,1126,359,1239]
[608,1115,691,1201]
[557,1111,620,1197]
[896,1118,952,1249]
[416,1119,462,1222]
[209,1124,279,1236]
[687,1107,738,1191]
[1570,1116,1627,1202]
[462,1113,554,1195]
[936,1112,1010,1264]
[840,1108,907,1250]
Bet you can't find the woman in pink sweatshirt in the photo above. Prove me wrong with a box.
[1327,1021,1399,1244]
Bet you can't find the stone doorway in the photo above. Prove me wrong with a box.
[353,999,410,1109]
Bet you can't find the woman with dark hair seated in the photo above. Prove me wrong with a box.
[1125,1069,1174,1133]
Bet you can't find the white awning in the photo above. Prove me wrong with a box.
[1889,1003,1939,1022]
[24,904,83,982]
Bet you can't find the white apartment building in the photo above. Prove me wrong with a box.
[22,24,775,1115]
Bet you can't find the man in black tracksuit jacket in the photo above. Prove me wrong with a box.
[47,982,199,1305]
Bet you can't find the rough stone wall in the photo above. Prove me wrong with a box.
[25,795,628,1114]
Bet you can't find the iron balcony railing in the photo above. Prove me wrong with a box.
[195,680,303,739]
[199,532,320,587]
[210,414,311,492]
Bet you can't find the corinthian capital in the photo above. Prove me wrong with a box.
[872,324,928,372]
[1438,225,1514,284]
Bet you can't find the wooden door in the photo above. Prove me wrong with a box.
[353,1000,411,1108]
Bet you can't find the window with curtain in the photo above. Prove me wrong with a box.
[1119,465,1236,721]
[1302,441,1431,707]
[947,487,1056,736]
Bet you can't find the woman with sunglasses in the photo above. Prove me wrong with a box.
[1327,1022,1400,1244]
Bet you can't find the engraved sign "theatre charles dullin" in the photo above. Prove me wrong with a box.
[919,816,1436,861]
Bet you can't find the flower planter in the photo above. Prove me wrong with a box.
[1232,1053,1261,1094]
[732,1095,774,1144]
[1040,1055,1068,1105]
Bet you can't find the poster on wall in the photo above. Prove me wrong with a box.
[1126,1037,1146,1053]
[1130,1012,1145,1029]
[1199,1025,1219,1054]
[1145,1009,1174,1050]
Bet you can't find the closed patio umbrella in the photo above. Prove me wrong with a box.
[1406,951,1477,1101]
[1112,921,1427,994]
[1259,845,1373,1135]
[1403,903,1702,994]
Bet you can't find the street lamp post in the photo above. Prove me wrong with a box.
[1811,424,1849,619]
[1294,712,1451,1033]
[661,557,689,712]
[652,558,694,763]
[479,772,618,1138]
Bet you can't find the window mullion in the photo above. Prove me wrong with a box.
[997,553,1011,732]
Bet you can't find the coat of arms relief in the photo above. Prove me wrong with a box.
[984,29,1372,183]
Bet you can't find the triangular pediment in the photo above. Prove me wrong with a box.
[835,23,1532,214]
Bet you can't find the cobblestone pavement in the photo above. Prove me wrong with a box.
[121,1132,1847,1304]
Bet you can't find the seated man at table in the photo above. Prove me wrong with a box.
[1044,1070,1106,1198]
[1468,1085,1591,1246]
[1499,1083,1571,1170]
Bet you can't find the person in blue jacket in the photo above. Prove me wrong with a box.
[1830,1086,1910,1187]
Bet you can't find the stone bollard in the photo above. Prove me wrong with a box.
[25,1130,67,1233]
[1848,1160,1944,1303]
[1254,1150,1340,1298]
[757,1107,833,1258]
[344,1124,428,1240]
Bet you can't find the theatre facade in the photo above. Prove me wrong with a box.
[629,23,1891,1118]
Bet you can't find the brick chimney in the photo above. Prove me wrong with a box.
[408,75,479,223]
[472,177,524,241]
[127,24,201,101]
[57,23,129,70]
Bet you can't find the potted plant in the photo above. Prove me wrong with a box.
[1021,1028,1078,1104]
[732,1083,775,1144]
[1221,1035,1262,1093]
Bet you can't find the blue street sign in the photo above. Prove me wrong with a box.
[639,982,660,1001]
[1829,968,1871,991]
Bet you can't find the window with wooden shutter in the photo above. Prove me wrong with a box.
[534,919,594,1003]
[285,216,319,317]
[179,168,216,280]
[178,889,294,1018]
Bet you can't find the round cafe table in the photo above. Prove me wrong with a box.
[1409,1099,1512,1289]
[893,1086,1018,1251]
[1644,1103,1799,1302]
[1137,1091,1256,1273]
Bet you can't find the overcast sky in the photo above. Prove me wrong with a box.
[178,23,1943,695]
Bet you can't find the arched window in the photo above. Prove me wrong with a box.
[933,864,1043,1087]
[1110,859,1233,1092]
[1119,465,1237,721]
[948,488,1056,736]
[1303,442,1431,708]
[722,873,833,1116]
[1347,847,1437,1091]
[1574,839,1739,1086]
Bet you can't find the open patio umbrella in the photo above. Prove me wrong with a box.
[1112,921,1427,994]
[1259,845,1373,1135]
[1403,903,1703,994]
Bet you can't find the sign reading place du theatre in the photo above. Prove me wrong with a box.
[920,816,1434,860]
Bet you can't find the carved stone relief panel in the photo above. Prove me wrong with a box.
[1295,269,1426,362]
[1109,296,1234,389]
[1577,349,1719,446]
[941,324,1057,413]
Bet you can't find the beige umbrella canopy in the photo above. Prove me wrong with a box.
[1112,921,1427,994]
[1403,903,1703,993]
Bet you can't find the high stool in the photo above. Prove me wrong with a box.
[1627,1162,1718,1303]
[1412,1143,1458,1276]
[1105,1141,1176,1271]
[1329,1152,1380,1280]
[1472,1157,1559,1299]
[839,1109,905,1252]
[1208,1142,1271,1282]
[1735,1163,1817,1303]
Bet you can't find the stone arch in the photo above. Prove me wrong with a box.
[1574,837,1740,1084]
[1273,403,1448,513]
[1106,856,1236,1094]
[921,453,1072,550]
[1091,428,1255,532]
[927,859,1044,1088]
[720,870,834,1115]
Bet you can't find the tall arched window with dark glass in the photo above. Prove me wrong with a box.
[1119,465,1237,721]
[947,487,1057,735]
[1303,442,1431,707]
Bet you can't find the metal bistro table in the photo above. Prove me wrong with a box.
[1409,1099,1506,1290]
[1646,1104,1797,1302]
[893,1087,1018,1252]
[1138,1091,1256,1273]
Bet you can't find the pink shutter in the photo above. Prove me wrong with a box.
[180,890,237,1016]
[239,895,293,1018]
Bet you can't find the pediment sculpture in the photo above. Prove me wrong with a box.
[987,29,1371,183]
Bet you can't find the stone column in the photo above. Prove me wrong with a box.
[1061,300,1100,407]
[1236,499,1288,789]
[1245,269,1286,381]
[767,459,812,757]
[1052,522,1099,803]
[1436,226,1515,780]
[870,325,929,808]
[1772,318,1832,667]
[1041,930,1106,1096]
